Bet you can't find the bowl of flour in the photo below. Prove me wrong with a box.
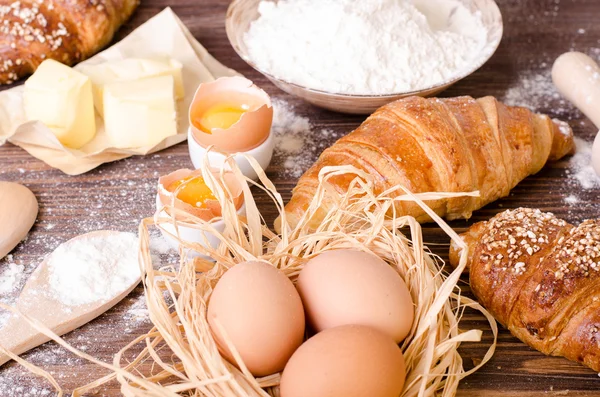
[226,0,503,114]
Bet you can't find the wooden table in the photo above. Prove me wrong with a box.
[1,0,600,395]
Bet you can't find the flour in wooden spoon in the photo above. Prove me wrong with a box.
[47,233,139,306]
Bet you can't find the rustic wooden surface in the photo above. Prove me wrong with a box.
[1,0,600,395]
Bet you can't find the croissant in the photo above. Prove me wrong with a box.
[0,0,139,84]
[278,96,574,231]
[449,208,600,371]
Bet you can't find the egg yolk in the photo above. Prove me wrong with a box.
[167,176,217,208]
[196,102,250,133]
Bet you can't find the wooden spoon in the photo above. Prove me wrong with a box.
[552,51,600,175]
[0,230,141,366]
[0,182,38,260]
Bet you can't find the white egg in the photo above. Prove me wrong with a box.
[187,127,274,181]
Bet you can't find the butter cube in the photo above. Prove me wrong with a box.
[103,75,177,149]
[24,59,96,149]
[78,58,184,116]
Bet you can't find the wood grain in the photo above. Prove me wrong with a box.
[1,0,600,395]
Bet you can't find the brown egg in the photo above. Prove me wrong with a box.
[297,249,414,343]
[207,261,305,377]
[280,325,406,397]
[189,76,273,153]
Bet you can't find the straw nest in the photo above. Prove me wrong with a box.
[4,154,497,396]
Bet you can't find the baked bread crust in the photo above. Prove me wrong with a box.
[278,96,575,231]
[0,0,138,84]
[450,208,600,371]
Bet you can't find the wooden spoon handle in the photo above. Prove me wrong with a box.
[552,52,600,129]
[0,316,47,366]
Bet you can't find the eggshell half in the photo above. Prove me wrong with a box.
[189,76,273,153]
[187,126,275,181]
[297,249,414,343]
[157,168,243,222]
[207,261,305,377]
[280,325,406,397]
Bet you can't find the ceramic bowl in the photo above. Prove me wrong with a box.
[187,127,274,181]
[156,194,246,258]
[226,0,503,114]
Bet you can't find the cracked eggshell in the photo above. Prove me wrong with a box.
[189,76,273,153]
[157,168,244,222]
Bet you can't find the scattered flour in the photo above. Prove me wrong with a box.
[271,99,341,178]
[567,137,600,190]
[0,260,28,328]
[149,233,174,256]
[123,294,150,327]
[0,263,25,295]
[502,69,572,115]
[47,232,140,306]
[553,118,573,138]
[272,99,311,165]
[501,39,600,117]
[564,195,580,204]
[245,0,488,94]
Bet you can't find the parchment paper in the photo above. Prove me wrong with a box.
[0,8,239,175]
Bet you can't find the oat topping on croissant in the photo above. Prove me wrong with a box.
[0,0,139,84]
[450,208,600,372]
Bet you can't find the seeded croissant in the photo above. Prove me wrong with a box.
[449,208,600,371]
[277,96,574,231]
[0,0,139,84]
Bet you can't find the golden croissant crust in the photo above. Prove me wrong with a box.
[278,96,574,231]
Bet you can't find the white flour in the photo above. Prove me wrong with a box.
[501,66,576,118]
[567,137,600,190]
[244,0,488,94]
[272,99,342,178]
[0,263,24,295]
[47,232,140,306]
[502,69,561,111]
[564,195,580,204]
[123,294,151,333]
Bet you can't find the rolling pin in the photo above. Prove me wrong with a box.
[0,182,37,260]
[552,51,600,175]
